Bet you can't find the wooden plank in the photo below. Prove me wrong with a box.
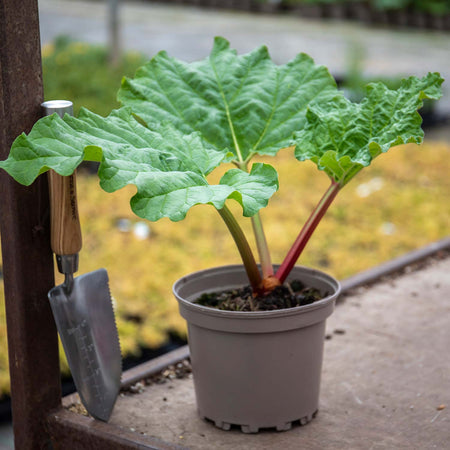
[46,409,187,450]
[0,0,62,448]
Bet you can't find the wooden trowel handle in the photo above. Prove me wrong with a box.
[48,170,82,256]
[42,100,82,257]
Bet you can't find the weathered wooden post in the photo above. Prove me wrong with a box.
[0,0,62,448]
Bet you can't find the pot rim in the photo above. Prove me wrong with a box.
[173,264,341,320]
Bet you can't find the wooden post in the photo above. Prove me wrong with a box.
[0,1,62,448]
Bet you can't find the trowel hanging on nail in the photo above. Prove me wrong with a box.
[43,100,122,421]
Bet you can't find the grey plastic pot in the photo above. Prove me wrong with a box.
[173,264,340,433]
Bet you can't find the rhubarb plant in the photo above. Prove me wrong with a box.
[0,37,443,297]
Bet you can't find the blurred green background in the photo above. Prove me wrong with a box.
[281,0,450,15]
[0,38,449,399]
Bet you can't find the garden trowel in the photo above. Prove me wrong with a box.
[43,100,122,421]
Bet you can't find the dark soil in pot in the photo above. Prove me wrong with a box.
[195,279,324,311]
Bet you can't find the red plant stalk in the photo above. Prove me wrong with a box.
[275,180,341,284]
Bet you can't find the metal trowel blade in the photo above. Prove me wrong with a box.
[48,268,122,421]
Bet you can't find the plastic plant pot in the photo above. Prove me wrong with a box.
[173,264,341,433]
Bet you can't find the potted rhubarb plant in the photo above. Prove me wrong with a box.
[0,37,443,432]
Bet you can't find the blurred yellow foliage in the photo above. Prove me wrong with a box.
[0,140,449,399]
[41,43,55,58]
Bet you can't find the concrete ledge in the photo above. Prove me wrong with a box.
[100,254,449,448]
[60,242,450,448]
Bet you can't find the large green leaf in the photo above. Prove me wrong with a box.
[0,107,278,221]
[118,36,337,162]
[294,72,444,185]
[131,162,279,221]
[1,38,337,222]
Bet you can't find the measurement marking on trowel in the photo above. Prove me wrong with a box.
[67,319,108,416]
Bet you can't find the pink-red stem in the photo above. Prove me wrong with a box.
[275,180,341,284]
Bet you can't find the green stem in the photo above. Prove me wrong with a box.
[275,180,341,284]
[251,212,273,278]
[236,160,273,279]
[217,205,262,292]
